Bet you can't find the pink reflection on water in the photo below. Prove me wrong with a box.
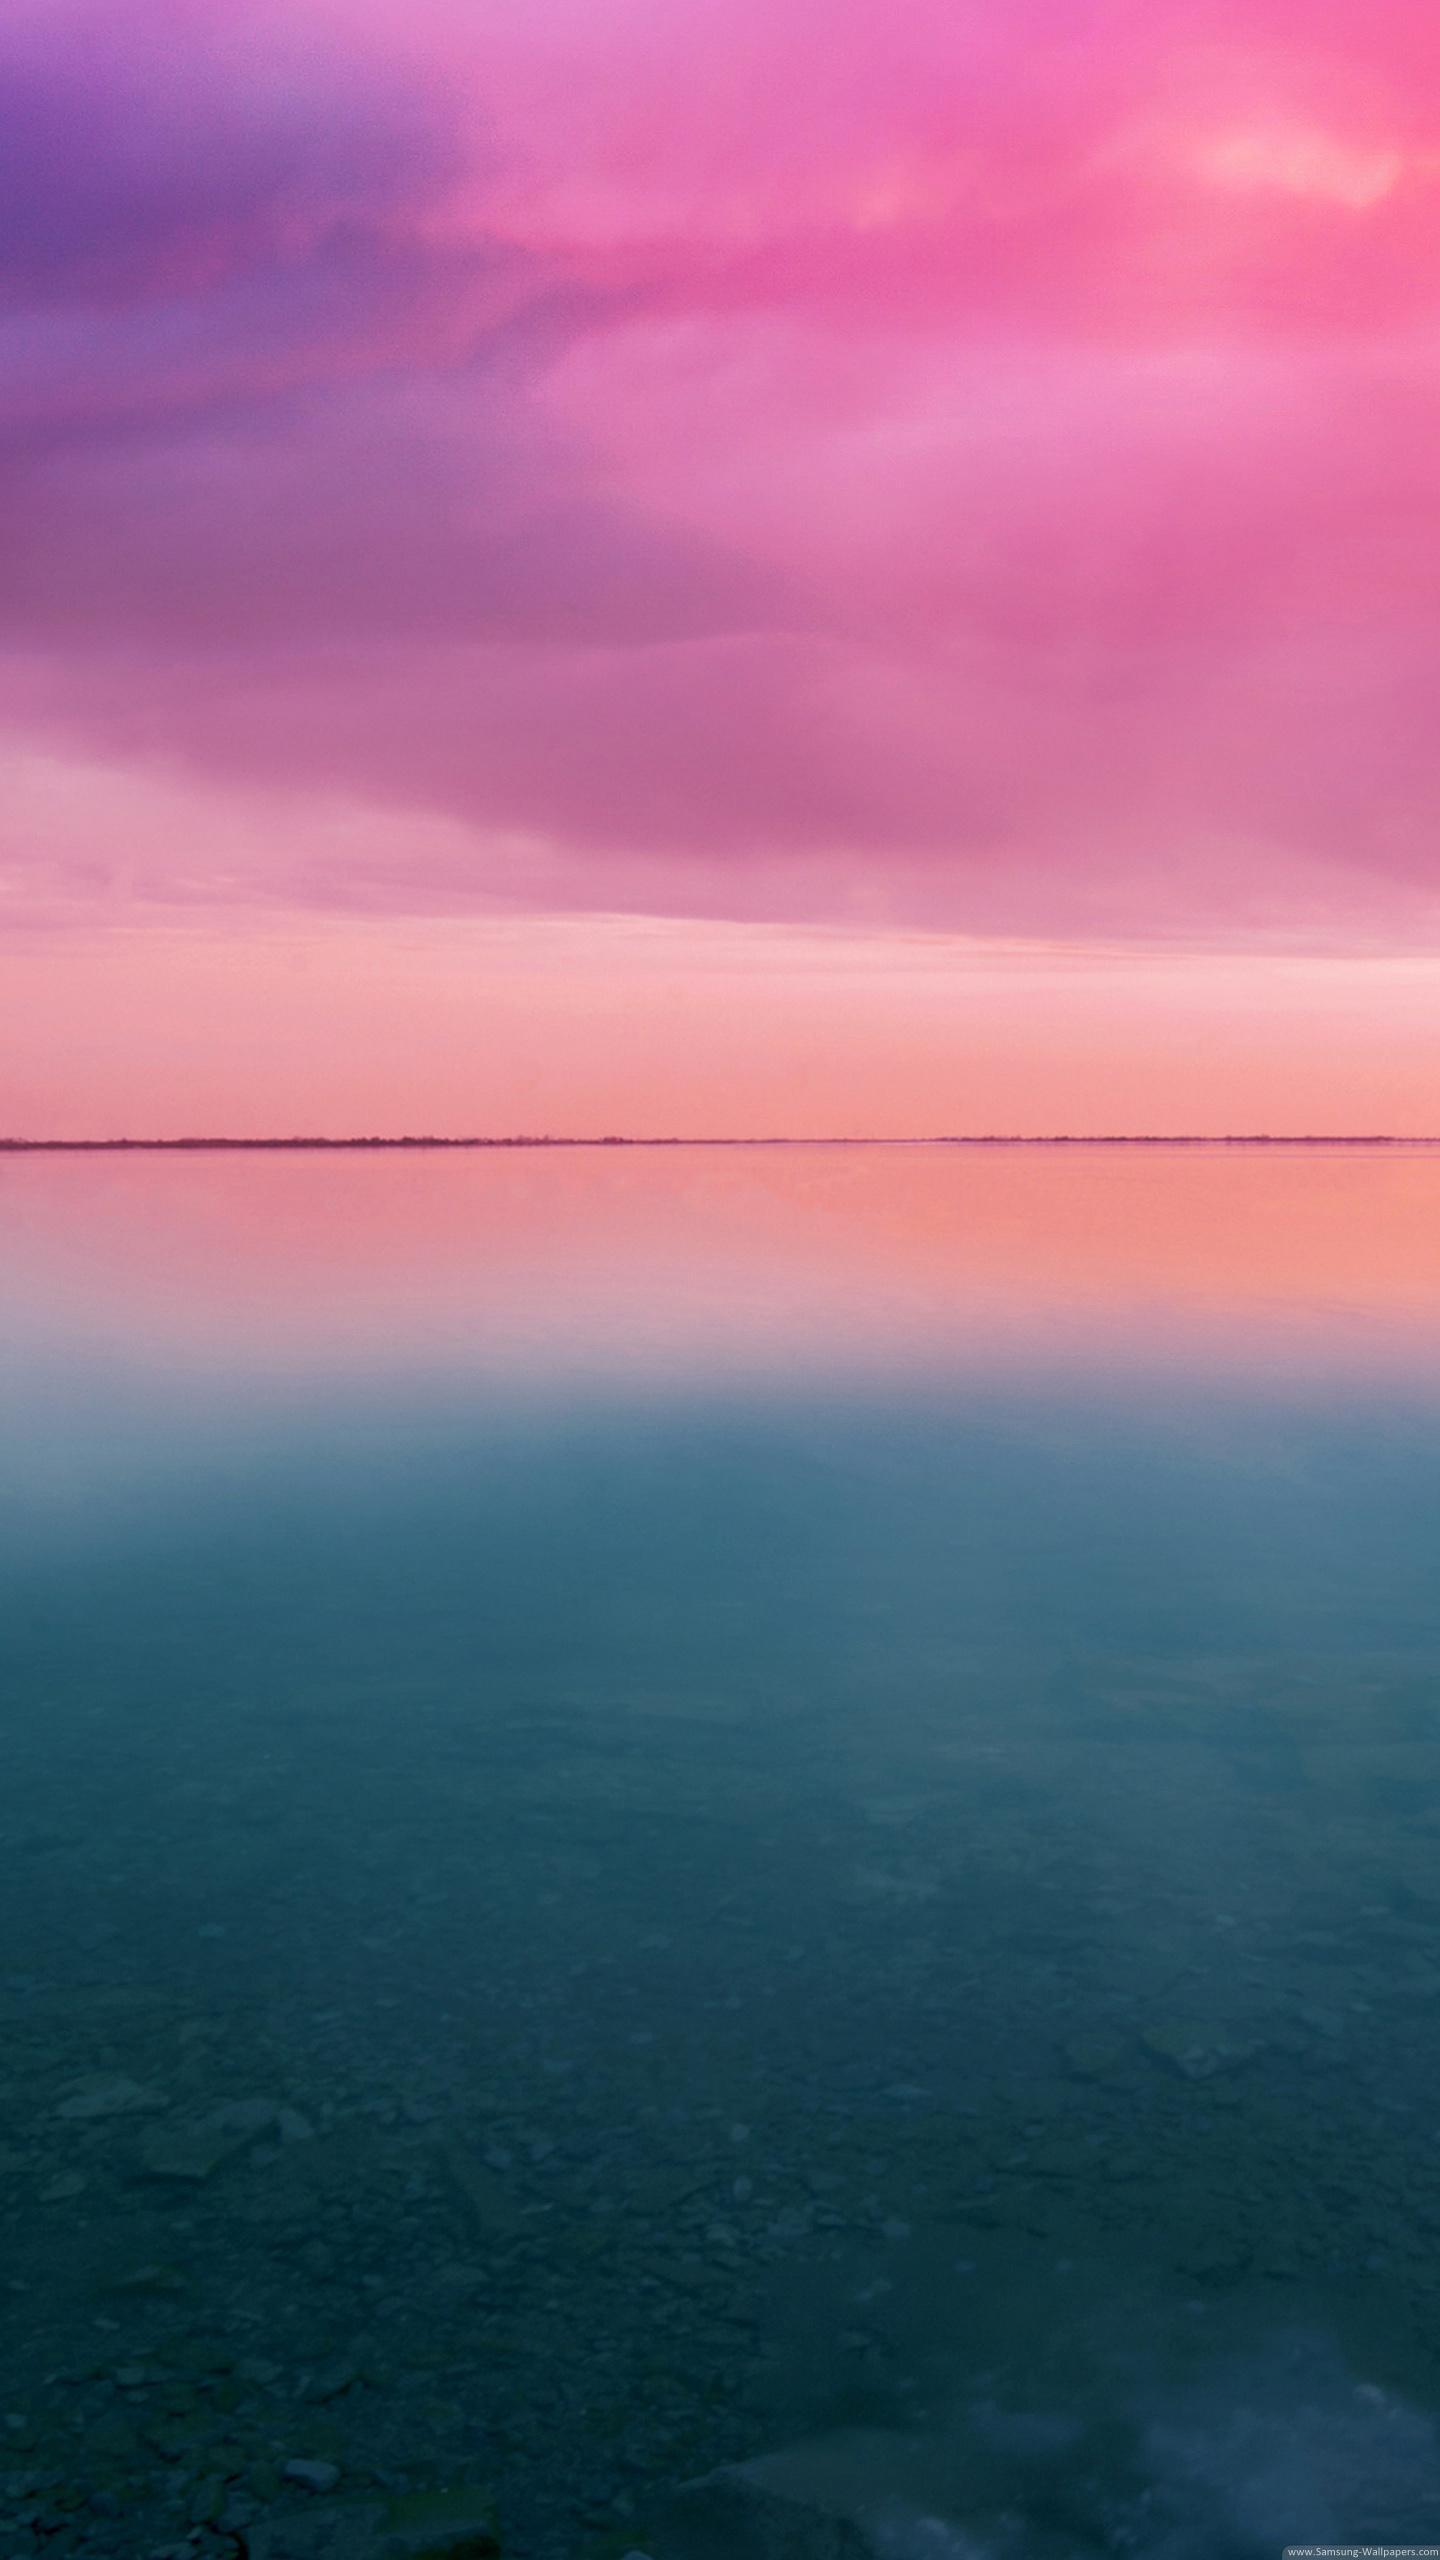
[2,1144,1439,1396]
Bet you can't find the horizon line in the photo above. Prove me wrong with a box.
[3,1135,1438,1154]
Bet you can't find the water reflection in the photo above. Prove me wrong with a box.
[2,1147,1439,2557]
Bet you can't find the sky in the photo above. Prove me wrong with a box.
[3,0,1440,1134]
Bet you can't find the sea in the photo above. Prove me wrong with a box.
[3,1141,1440,2560]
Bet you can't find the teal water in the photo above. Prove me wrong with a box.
[3,1147,1440,2558]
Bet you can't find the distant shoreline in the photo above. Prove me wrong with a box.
[2,1136,1435,1154]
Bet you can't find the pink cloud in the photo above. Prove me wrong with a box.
[3,0,1440,946]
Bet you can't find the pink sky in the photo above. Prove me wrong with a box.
[4,0,1440,1131]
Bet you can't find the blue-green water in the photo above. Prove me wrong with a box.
[4,1147,1440,2558]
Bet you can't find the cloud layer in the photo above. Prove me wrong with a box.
[5,0,1440,940]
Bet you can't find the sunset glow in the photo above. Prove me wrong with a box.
[4,0,1440,1130]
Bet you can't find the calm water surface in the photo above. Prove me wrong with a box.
[4,1145,1440,2559]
